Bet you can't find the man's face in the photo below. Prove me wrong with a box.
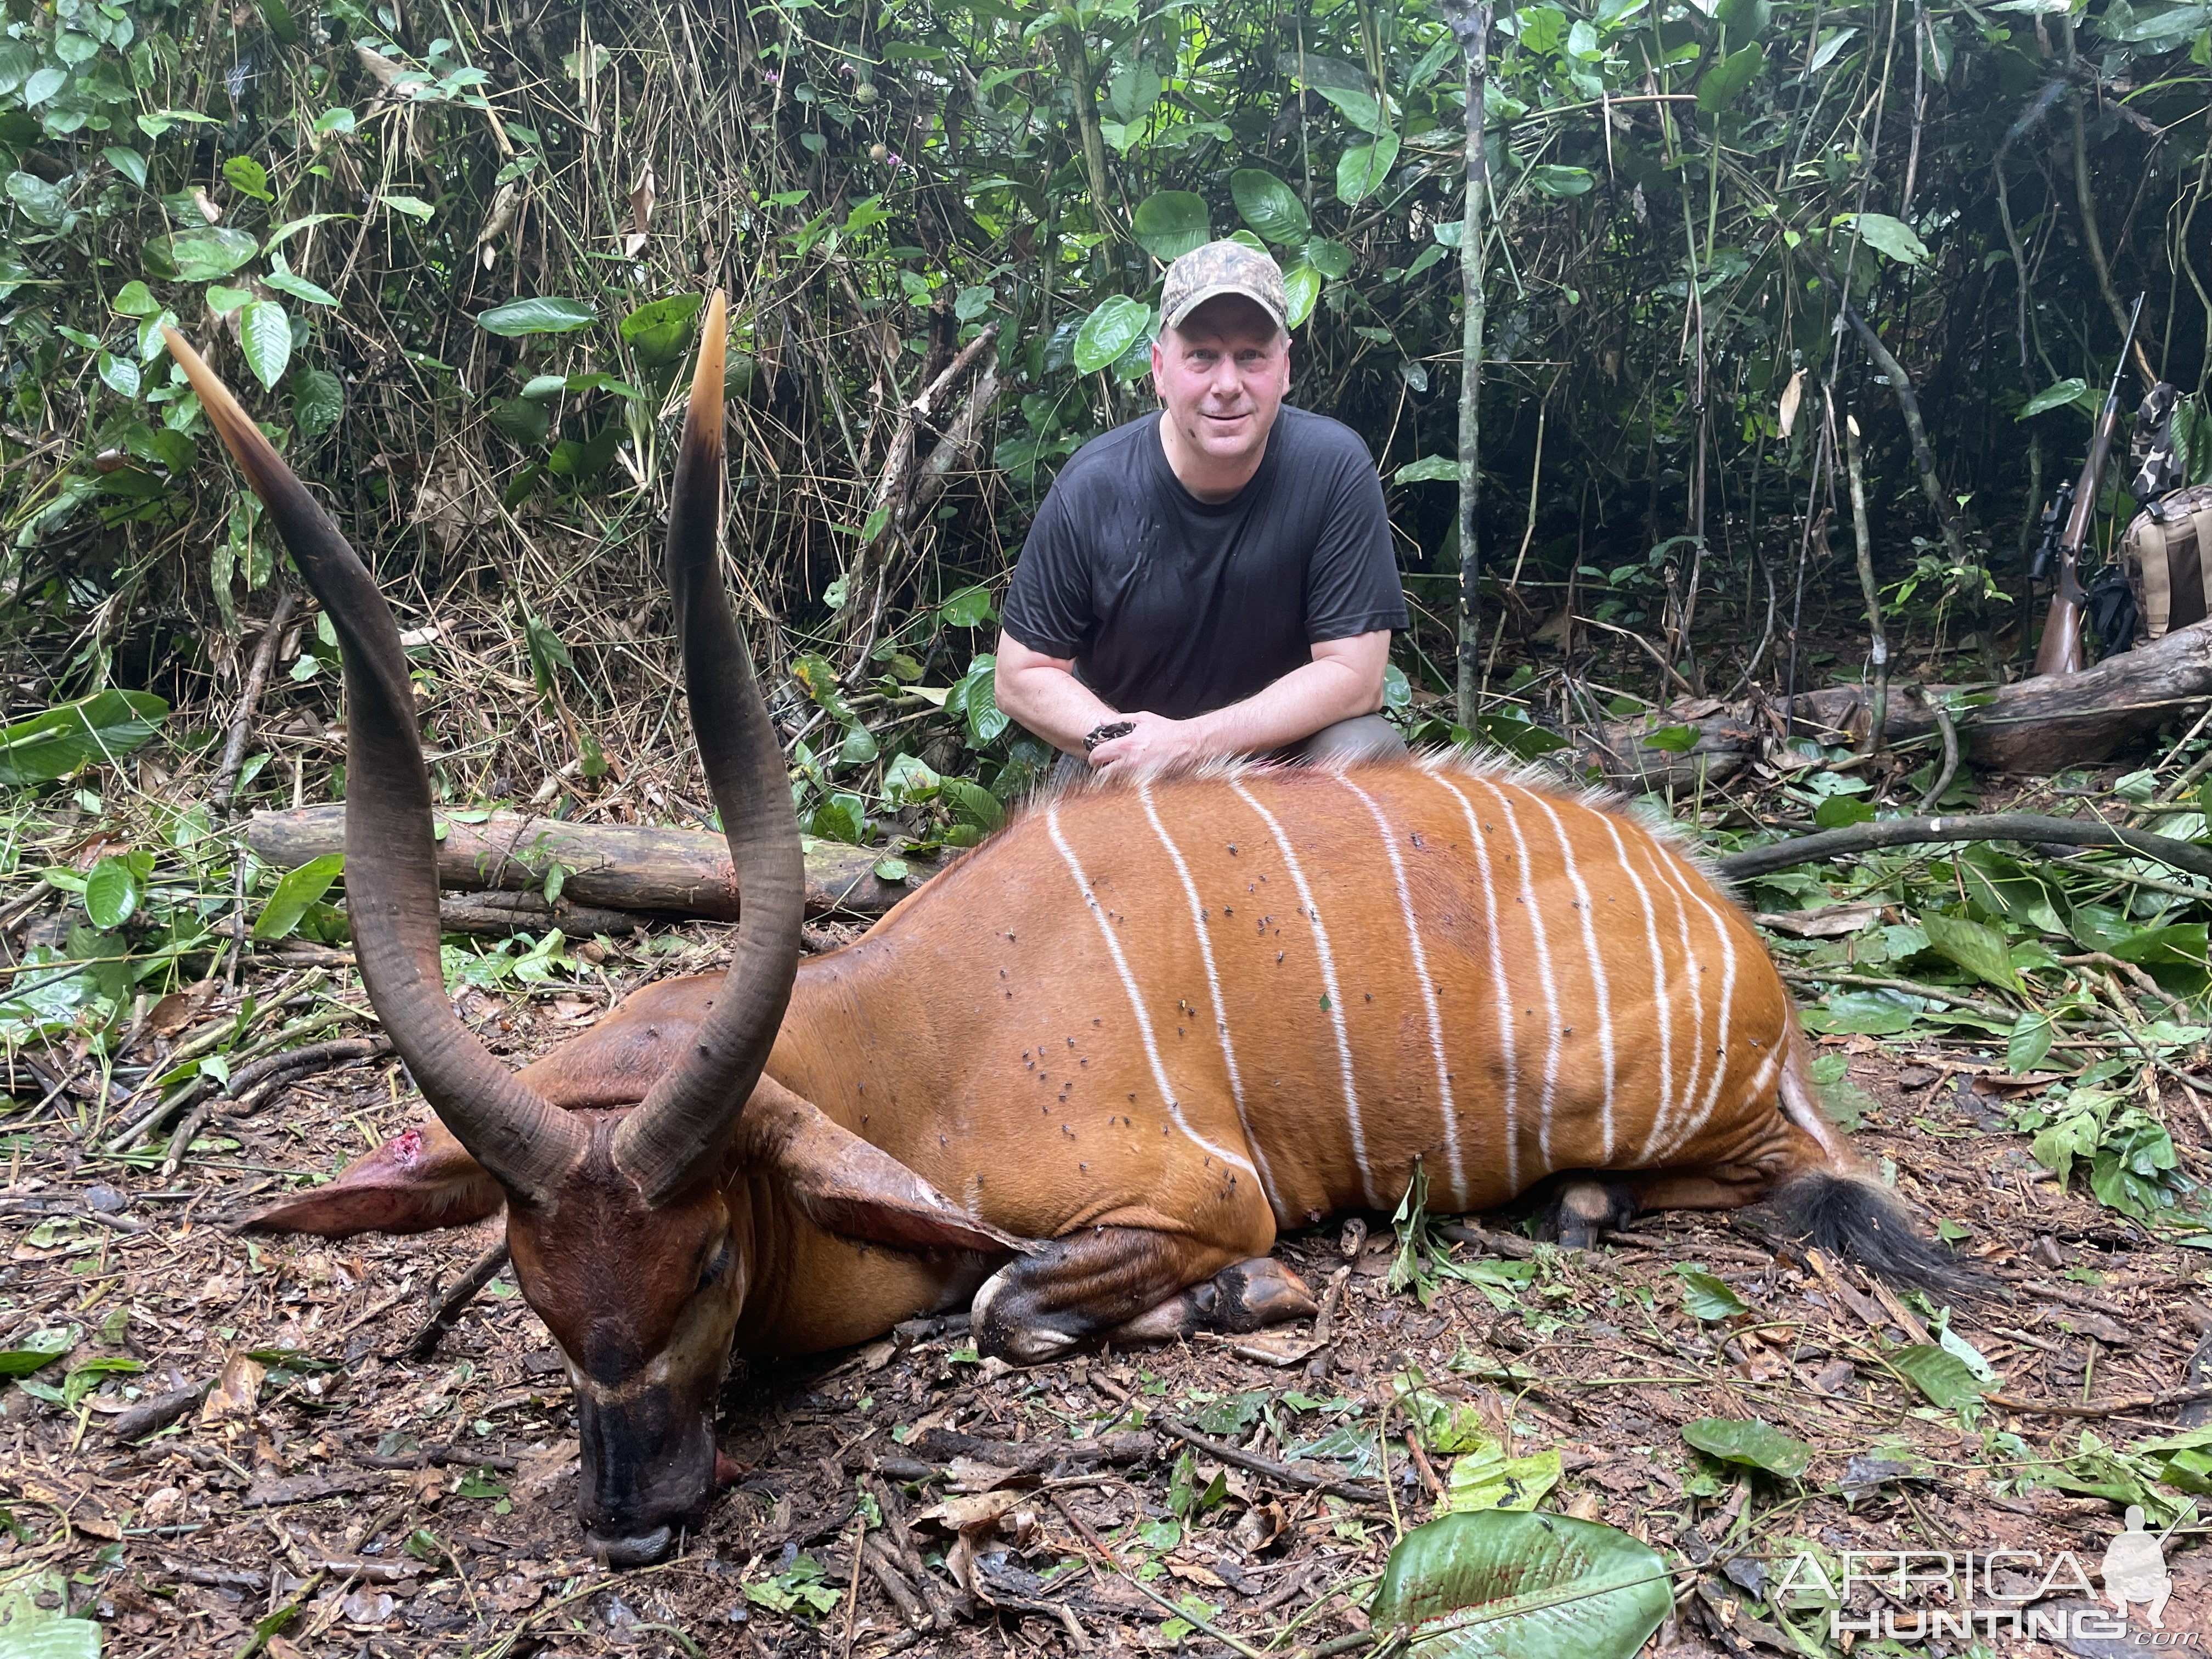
[1151,296,1290,472]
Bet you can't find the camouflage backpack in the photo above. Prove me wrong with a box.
[2119,383,2212,643]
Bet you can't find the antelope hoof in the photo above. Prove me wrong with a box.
[1541,1177,1634,1251]
[588,1525,674,1568]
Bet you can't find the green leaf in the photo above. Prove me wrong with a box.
[1336,132,1401,205]
[111,280,159,318]
[2007,1011,2054,1072]
[1643,725,1700,754]
[1314,84,1388,134]
[254,854,345,941]
[0,1327,80,1376]
[1841,211,1929,267]
[1922,912,2021,992]
[83,856,142,930]
[1231,170,1310,245]
[265,256,338,307]
[873,856,909,882]
[0,690,168,786]
[2018,377,2091,420]
[1715,0,1773,36]
[1370,1510,1672,1659]
[1395,455,1459,485]
[1304,236,1354,279]
[223,155,272,201]
[943,776,1005,831]
[0,1613,99,1659]
[1889,1344,1990,1409]
[490,398,550,447]
[476,296,597,337]
[940,585,996,629]
[105,146,149,188]
[1073,296,1153,375]
[1438,1446,1564,1515]
[6,170,69,227]
[291,365,344,437]
[619,292,704,366]
[1695,42,1765,113]
[1132,191,1211,261]
[168,225,258,282]
[1527,164,1595,198]
[1282,259,1322,328]
[1675,1268,1751,1321]
[883,754,941,805]
[1813,793,1877,828]
[238,300,292,389]
[95,351,139,398]
[1681,1417,1813,1477]
[380,193,435,219]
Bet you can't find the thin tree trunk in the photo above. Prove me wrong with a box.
[1053,25,1114,252]
[1843,412,1888,750]
[1444,0,1490,726]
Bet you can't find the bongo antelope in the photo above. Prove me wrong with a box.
[170,298,1956,1569]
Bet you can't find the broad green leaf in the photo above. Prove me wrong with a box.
[96,351,139,398]
[1304,236,1354,279]
[940,585,996,628]
[1675,1268,1751,1320]
[1695,43,1764,113]
[2017,379,2092,419]
[0,690,168,786]
[105,145,148,188]
[111,280,159,317]
[1803,987,1922,1036]
[168,225,258,281]
[1336,132,1401,204]
[83,856,142,929]
[619,292,704,365]
[1527,164,1594,198]
[1922,912,2021,992]
[1681,1417,1812,1477]
[238,300,293,388]
[809,794,870,844]
[2007,1011,2054,1071]
[291,365,344,437]
[1396,455,1459,484]
[1314,84,1388,134]
[1889,1344,1989,1409]
[1132,191,1210,261]
[1231,170,1310,245]
[6,170,68,227]
[1842,210,1929,266]
[1370,1510,1672,1659]
[0,1326,80,1376]
[1439,1446,1563,1515]
[1643,725,1700,754]
[265,255,337,307]
[943,776,1004,830]
[380,193,435,219]
[1282,258,1322,328]
[1813,793,1877,828]
[476,296,597,337]
[1716,0,1772,35]
[1073,296,1152,374]
[883,753,941,805]
[253,853,345,941]
[223,155,272,200]
[490,397,551,447]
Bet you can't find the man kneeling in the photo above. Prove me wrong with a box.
[996,240,1408,782]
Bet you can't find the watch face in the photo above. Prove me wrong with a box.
[1085,720,1135,753]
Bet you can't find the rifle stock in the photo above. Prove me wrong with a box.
[2033,294,2144,678]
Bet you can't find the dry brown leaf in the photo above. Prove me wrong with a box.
[915,1488,1028,1533]
[625,163,656,256]
[199,1352,266,1425]
[1233,1499,1286,1553]
[945,1455,1030,1493]
[1778,368,1805,439]
[1754,902,1880,939]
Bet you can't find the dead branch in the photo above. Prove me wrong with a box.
[1714,811,2212,883]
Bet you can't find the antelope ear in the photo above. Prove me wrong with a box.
[240,1120,506,1237]
[741,1078,1031,1256]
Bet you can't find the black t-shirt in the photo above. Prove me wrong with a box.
[1001,407,1406,720]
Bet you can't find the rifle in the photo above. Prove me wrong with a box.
[2033,292,2146,676]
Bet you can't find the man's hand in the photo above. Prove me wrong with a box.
[1086,711,1214,777]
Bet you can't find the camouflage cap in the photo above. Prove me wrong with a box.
[1160,240,1289,335]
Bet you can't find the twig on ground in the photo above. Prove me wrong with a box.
[1718,812,2212,883]
[1155,1418,1386,1505]
[403,1239,512,1361]
[211,588,298,808]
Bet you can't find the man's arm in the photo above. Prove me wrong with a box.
[1087,630,1389,775]
[994,630,1124,757]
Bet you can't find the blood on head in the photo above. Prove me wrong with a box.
[391,1128,424,1166]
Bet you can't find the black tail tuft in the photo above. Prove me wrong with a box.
[1768,1171,1991,1300]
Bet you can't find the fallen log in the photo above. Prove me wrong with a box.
[246,805,927,921]
[1714,812,2212,884]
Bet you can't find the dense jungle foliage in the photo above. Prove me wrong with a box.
[2,0,2211,825]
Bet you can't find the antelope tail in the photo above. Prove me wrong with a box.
[1769,1019,1984,1298]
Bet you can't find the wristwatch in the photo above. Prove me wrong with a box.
[1084,720,1135,754]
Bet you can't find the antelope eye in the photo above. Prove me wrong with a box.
[697,1239,733,1291]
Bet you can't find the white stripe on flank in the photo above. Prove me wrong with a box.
[1432,773,1518,1189]
[1045,803,1258,1180]
[1466,777,1562,1169]
[1137,781,1283,1217]
[1632,836,1704,1159]
[1339,775,1464,1205]
[1646,845,1739,1160]
[1229,779,1377,1207]
[1523,792,1618,1160]
[1592,814,1673,1163]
